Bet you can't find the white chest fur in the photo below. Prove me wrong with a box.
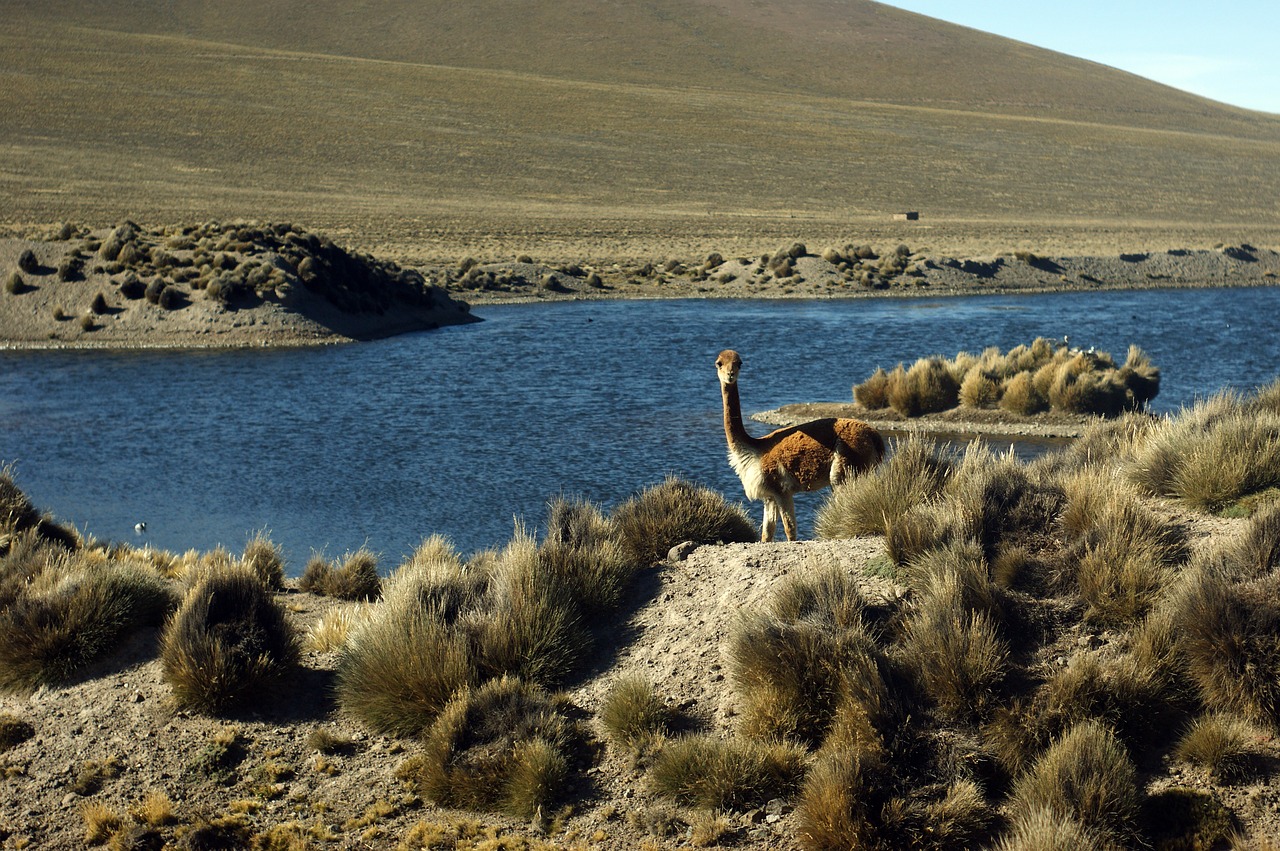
[728,447,771,501]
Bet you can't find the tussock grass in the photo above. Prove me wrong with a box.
[1007,721,1139,847]
[612,476,756,566]
[475,533,588,684]
[336,594,476,736]
[1127,391,1280,512]
[1226,499,1280,579]
[0,713,34,752]
[649,735,806,810]
[1173,564,1280,724]
[730,565,895,745]
[599,675,669,751]
[539,496,633,614]
[994,806,1106,851]
[853,339,1156,418]
[412,676,580,819]
[1000,371,1048,415]
[797,751,993,851]
[0,554,174,693]
[1174,713,1262,781]
[302,548,382,601]
[900,587,1008,721]
[984,651,1171,774]
[242,532,285,590]
[816,435,953,539]
[304,603,371,652]
[160,568,298,713]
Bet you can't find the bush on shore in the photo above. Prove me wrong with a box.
[852,338,1159,418]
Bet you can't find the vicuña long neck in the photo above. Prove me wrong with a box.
[721,381,759,453]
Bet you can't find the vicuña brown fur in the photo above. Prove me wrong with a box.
[716,349,884,542]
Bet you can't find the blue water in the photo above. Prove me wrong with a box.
[2,287,1276,570]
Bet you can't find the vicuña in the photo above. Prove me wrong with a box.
[716,349,884,541]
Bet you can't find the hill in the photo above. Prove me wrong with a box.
[2,0,1279,261]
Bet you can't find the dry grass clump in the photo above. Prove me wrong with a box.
[0,713,34,752]
[797,751,992,851]
[1057,473,1187,626]
[649,735,807,810]
[599,675,670,752]
[300,548,382,601]
[0,548,174,693]
[1126,390,1280,512]
[1006,721,1140,848]
[409,676,582,819]
[899,554,1010,721]
[852,338,1158,418]
[341,493,650,738]
[816,434,954,539]
[160,568,298,713]
[612,476,756,566]
[1172,564,1280,724]
[241,532,285,590]
[1173,713,1263,781]
[730,566,893,745]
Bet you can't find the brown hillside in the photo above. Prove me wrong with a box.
[2,0,1279,260]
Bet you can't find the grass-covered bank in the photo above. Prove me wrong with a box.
[2,379,1280,848]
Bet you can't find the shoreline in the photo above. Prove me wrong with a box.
[2,223,1277,350]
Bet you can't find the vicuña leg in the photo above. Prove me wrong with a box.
[778,493,798,542]
[762,499,779,542]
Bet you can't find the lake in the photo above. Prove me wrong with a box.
[2,286,1275,571]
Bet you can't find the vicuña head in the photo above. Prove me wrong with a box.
[716,348,884,542]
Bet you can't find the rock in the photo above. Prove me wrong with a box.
[667,541,698,562]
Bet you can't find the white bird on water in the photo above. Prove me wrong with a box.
[134,522,146,534]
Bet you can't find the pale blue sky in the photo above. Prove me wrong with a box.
[882,1,1280,114]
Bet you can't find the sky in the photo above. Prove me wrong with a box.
[881,1,1280,114]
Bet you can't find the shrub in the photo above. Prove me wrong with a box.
[816,435,953,539]
[144,278,165,304]
[89,292,108,314]
[4,272,23,294]
[0,558,174,693]
[1007,721,1140,846]
[611,476,756,567]
[17,249,38,273]
[299,556,334,593]
[649,735,806,810]
[599,675,669,751]
[79,313,95,332]
[241,532,285,590]
[160,568,298,713]
[413,676,580,819]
